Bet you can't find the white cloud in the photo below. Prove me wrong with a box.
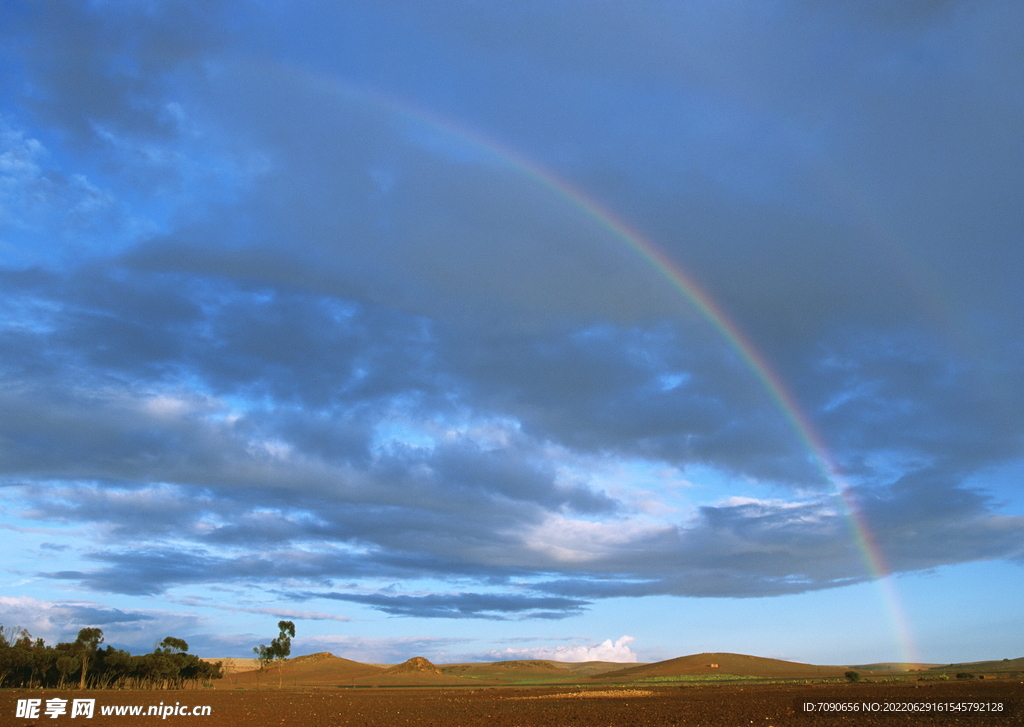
[487,635,638,663]
[523,515,668,564]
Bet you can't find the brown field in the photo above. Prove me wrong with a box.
[3,680,1020,726]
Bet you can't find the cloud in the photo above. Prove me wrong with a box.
[0,596,205,653]
[39,542,70,551]
[171,599,352,623]
[1,2,221,145]
[0,119,133,265]
[32,475,1022,602]
[1,0,1023,639]
[0,263,818,493]
[488,635,639,663]
[528,491,1024,599]
[0,597,153,632]
[311,591,589,620]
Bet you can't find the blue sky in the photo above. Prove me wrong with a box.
[1,0,1022,666]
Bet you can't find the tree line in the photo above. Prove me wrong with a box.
[0,626,223,689]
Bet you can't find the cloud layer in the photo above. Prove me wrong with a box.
[0,0,1022,642]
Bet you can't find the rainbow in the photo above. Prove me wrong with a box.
[308,73,918,665]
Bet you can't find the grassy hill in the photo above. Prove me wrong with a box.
[218,652,384,688]
[593,652,849,681]
[926,656,1024,673]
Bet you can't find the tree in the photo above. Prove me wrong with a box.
[253,621,295,688]
[95,647,132,689]
[139,651,177,689]
[271,620,295,688]
[0,625,221,689]
[844,670,861,683]
[56,655,78,689]
[0,625,16,687]
[272,621,295,662]
[158,637,189,654]
[253,643,273,671]
[74,628,104,689]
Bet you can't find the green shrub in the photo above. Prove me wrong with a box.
[844,671,861,682]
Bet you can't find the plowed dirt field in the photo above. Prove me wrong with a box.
[3,680,1020,726]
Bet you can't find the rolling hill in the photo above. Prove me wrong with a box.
[218,652,385,688]
[592,652,848,681]
[213,650,1023,688]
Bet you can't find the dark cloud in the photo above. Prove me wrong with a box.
[39,542,70,551]
[530,486,1024,600]
[312,591,589,620]
[0,263,819,485]
[30,473,1023,600]
[2,0,222,145]
[8,254,1024,602]
[37,537,528,597]
[44,549,224,597]
[52,605,155,627]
